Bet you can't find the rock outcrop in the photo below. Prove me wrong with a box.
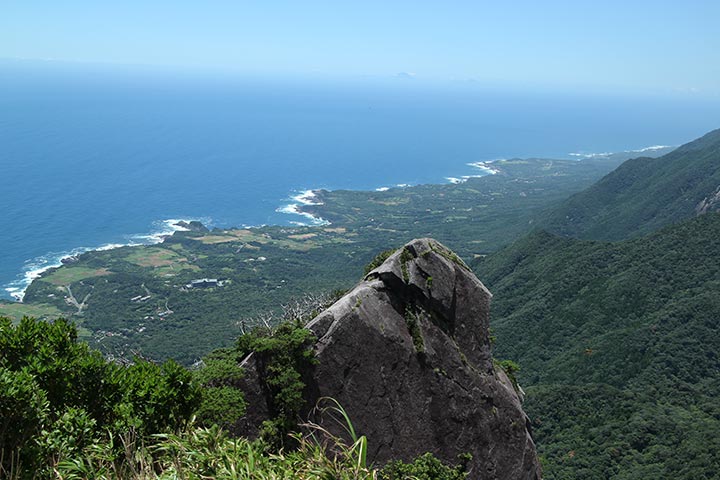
[696,185,720,214]
[237,238,541,479]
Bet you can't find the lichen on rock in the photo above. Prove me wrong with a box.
[235,238,541,479]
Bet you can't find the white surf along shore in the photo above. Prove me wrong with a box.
[4,219,199,302]
[276,190,331,227]
[446,160,501,185]
[569,144,673,159]
[5,144,674,303]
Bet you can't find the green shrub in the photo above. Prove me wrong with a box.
[380,452,471,479]
[38,407,99,466]
[400,247,413,282]
[0,316,201,476]
[404,306,425,354]
[364,248,397,275]
[237,319,317,446]
[197,386,246,428]
[494,359,521,390]
[0,367,48,473]
[192,347,246,428]
[115,357,200,435]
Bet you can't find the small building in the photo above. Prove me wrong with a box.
[187,278,219,289]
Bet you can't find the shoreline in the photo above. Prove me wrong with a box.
[568,144,672,159]
[275,190,331,227]
[446,160,501,184]
[3,219,197,302]
[2,144,675,303]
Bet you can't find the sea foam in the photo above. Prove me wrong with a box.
[445,160,500,184]
[276,190,330,226]
[467,161,500,175]
[3,218,205,302]
[569,144,674,159]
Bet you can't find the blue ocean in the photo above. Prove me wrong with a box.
[2,61,719,300]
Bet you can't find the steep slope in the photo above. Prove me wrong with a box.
[475,212,720,478]
[9,152,629,365]
[237,238,542,479]
[544,128,720,240]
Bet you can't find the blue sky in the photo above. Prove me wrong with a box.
[2,1,719,96]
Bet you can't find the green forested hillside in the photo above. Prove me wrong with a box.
[2,154,625,364]
[3,131,714,476]
[300,155,631,257]
[544,128,720,240]
[475,212,720,478]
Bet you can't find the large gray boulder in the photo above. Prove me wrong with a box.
[237,238,541,479]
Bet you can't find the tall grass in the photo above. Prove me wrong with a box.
[51,408,378,480]
[48,399,468,479]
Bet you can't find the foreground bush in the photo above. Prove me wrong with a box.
[1,316,469,479]
[0,317,200,477]
[53,425,375,480]
[52,422,467,479]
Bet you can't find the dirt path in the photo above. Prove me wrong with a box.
[65,285,91,314]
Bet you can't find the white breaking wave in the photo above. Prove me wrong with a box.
[3,217,207,302]
[446,160,501,184]
[569,152,613,159]
[635,145,672,152]
[129,218,198,243]
[292,190,324,206]
[569,144,674,159]
[446,174,491,185]
[467,161,500,175]
[276,190,330,226]
[374,184,411,192]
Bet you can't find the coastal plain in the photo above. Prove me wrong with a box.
[2,152,665,364]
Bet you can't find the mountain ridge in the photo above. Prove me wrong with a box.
[475,208,720,478]
[543,128,720,240]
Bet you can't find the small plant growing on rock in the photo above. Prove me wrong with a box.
[404,306,425,354]
[237,320,318,448]
[495,359,521,391]
[363,248,397,276]
[400,247,414,283]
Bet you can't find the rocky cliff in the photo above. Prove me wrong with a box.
[237,238,541,479]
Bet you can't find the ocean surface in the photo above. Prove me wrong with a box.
[2,62,719,300]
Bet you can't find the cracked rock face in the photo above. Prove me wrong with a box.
[237,238,541,479]
[696,185,720,214]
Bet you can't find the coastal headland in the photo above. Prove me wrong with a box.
[0,150,671,363]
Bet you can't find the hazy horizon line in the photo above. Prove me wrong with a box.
[2,56,718,101]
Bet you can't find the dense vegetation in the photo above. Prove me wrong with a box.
[475,212,720,478]
[9,228,364,365]
[1,154,628,365]
[236,320,318,446]
[300,156,632,258]
[1,316,469,479]
[1,131,710,478]
[191,347,247,429]
[0,316,199,477]
[544,128,720,240]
